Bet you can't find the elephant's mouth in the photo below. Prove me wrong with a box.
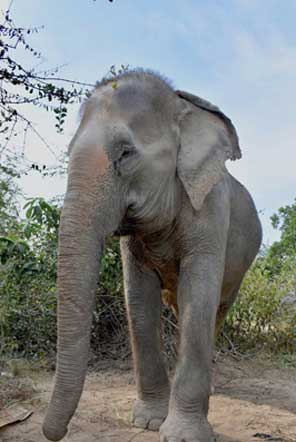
[113,208,145,236]
[113,223,133,237]
[113,215,134,236]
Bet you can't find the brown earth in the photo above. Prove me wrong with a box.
[1,355,296,442]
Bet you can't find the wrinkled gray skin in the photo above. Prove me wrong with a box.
[43,71,262,442]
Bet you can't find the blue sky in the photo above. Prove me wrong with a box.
[3,0,296,244]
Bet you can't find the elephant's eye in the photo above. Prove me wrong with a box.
[121,149,132,158]
[114,144,137,176]
[120,144,136,159]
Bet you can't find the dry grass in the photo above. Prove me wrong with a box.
[0,376,35,409]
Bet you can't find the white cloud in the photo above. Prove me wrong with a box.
[232,28,296,80]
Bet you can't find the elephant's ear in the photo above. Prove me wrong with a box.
[176,90,241,212]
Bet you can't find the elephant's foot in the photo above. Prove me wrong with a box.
[131,398,169,431]
[160,412,215,442]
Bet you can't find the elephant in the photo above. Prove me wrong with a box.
[42,69,262,442]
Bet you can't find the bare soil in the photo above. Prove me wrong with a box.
[1,355,296,442]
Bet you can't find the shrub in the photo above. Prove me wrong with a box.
[0,196,59,358]
[220,262,296,353]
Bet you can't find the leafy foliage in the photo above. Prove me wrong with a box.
[0,168,60,356]
[263,199,296,276]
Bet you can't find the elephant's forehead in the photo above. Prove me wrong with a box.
[93,81,160,116]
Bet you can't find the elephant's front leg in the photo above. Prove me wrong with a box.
[160,253,224,442]
[121,238,170,431]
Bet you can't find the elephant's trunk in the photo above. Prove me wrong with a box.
[43,143,121,441]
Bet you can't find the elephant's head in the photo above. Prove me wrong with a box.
[43,70,240,441]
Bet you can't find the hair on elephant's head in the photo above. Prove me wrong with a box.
[42,69,241,441]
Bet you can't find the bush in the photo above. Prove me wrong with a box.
[0,273,57,358]
[220,262,296,353]
[0,195,59,358]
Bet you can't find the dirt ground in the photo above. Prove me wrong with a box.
[1,355,296,442]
